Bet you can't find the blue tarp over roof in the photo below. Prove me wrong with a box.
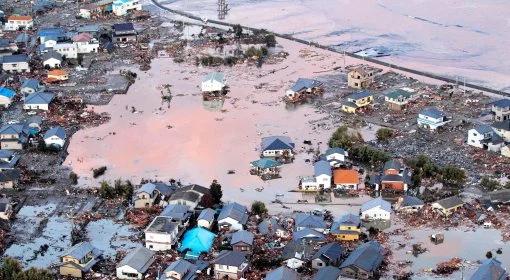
[178,227,216,255]
[251,158,281,169]
[0,87,15,99]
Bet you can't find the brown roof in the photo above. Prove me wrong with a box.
[333,169,359,185]
[8,15,33,21]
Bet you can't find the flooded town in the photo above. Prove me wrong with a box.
[0,0,509,279]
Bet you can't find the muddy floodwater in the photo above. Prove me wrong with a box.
[66,39,379,212]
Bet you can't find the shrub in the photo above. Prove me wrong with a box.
[93,166,107,178]
[251,201,268,216]
[376,128,394,142]
[328,125,363,150]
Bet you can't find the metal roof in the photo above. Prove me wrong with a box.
[62,241,102,260]
[312,266,342,280]
[290,78,322,92]
[117,246,155,273]
[218,202,248,224]
[213,250,247,267]
[197,208,216,224]
[420,107,446,119]
[24,92,54,105]
[340,241,383,273]
[295,213,326,229]
[43,126,66,140]
[434,196,464,209]
[231,230,254,246]
[314,160,332,177]
[2,54,28,63]
[265,266,299,280]
[251,158,281,169]
[312,242,343,264]
[347,91,372,101]
[261,136,295,152]
[361,197,392,213]
[469,258,508,280]
[292,228,326,241]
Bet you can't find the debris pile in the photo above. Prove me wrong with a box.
[432,257,462,275]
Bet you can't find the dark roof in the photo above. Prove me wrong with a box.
[197,208,215,223]
[383,159,402,171]
[470,258,508,280]
[163,259,197,280]
[292,228,326,241]
[381,174,404,182]
[231,230,254,246]
[0,170,21,182]
[340,241,383,273]
[213,250,247,267]
[145,216,178,234]
[312,266,342,280]
[434,196,464,209]
[492,120,510,131]
[62,241,102,260]
[337,213,360,227]
[314,160,332,177]
[493,99,510,109]
[179,184,209,195]
[265,266,299,280]
[113,23,136,34]
[117,246,155,273]
[290,78,322,92]
[170,191,200,203]
[42,50,62,62]
[347,91,372,101]
[488,190,510,204]
[281,240,307,260]
[402,195,424,207]
[24,92,55,105]
[258,217,283,235]
[312,242,343,264]
[43,126,66,140]
[218,202,248,224]
[261,136,294,151]
[294,213,326,229]
[2,54,28,63]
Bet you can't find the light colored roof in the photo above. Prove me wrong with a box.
[117,246,155,273]
[231,230,254,246]
[197,208,215,224]
[213,250,247,267]
[314,160,332,177]
[218,202,248,224]
[62,241,102,260]
[469,258,508,280]
[295,213,326,229]
[145,216,178,234]
[290,78,322,92]
[265,266,299,280]
[340,241,383,273]
[203,72,225,83]
[43,126,66,140]
[420,107,446,119]
[333,169,359,185]
[434,196,464,209]
[324,147,347,156]
[361,197,391,213]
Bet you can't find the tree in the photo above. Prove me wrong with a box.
[441,165,466,187]
[264,34,276,48]
[200,193,215,208]
[0,258,52,280]
[328,126,363,150]
[376,128,394,142]
[480,177,500,191]
[232,24,243,38]
[69,172,79,185]
[251,201,267,216]
[0,257,22,280]
[210,180,223,204]
[98,181,115,199]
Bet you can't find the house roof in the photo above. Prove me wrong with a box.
[386,89,412,100]
[37,27,65,38]
[43,126,66,140]
[136,182,156,194]
[294,213,326,229]
[312,266,342,280]
[42,50,62,62]
[492,120,510,131]
[170,191,200,203]
[290,78,322,92]
[469,258,508,280]
[420,107,446,119]
[323,147,347,157]
[213,250,247,267]
[0,150,15,159]
[113,23,135,32]
[48,69,67,76]
[117,246,155,273]
[0,198,11,213]
[340,241,383,273]
[153,182,175,197]
[2,54,28,64]
[163,259,196,279]
[21,79,41,90]
[161,204,191,219]
[361,197,392,213]
[488,189,510,204]
[198,208,215,223]
[0,87,15,99]
[314,160,332,177]
[493,99,510,109]
[62,241,102,260]
[0,123,29,136]
[251,158,281,169]
[179,184,209,195]
[218,202,248,224]
[0,170,20,182]
[312,242,343,264]
[24,92,55,105]
[231,230,254,246]
[292,228,326,241]
[265,266,299,280]
[261,136,295,151]
[72,32,93,43]
[333,169,359,185]
[434,196,464,209]
[281,240,308,260]
[203,72,225,83]
[402,195,424,207]
[145,216,178,234]
[258,217,283,235]
[381,174,404,182]
[347,91,372,101]
[383,159,402,171]
[8,15,32,21]
[178,227,216,255]
[337,213,360,227]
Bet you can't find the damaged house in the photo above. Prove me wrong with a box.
[59,242,103,278]
[467,125,505,152]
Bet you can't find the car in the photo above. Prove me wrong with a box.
[297,199,308,204]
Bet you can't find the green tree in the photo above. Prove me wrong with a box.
[233,24,243,38]
[264,34,276,48]
[376,128,394,142]
[0,258,52,280]
[441,165,466,187]
[480,177,500,191]
[349,145,390,167]
[210,180,223,204]
[0,257,22,280]
[251,201,268,216]
[328,126,363,150]
[98,181,115,199]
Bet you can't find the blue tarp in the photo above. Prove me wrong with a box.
[178,227,215,257]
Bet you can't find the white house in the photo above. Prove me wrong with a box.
[116,247,155,280]
[43,126,66,149]
[42,51,62,69]
[112,0,142,16]
[20,79,44,95]
[467,125,504,152]
[72,33,100,54]
[4,15,33,31]
[161,259,197,280]
[144,216,180,251]
[2,54,30,73]
[24,92,55,111]
[417,107,450,130]
[0,87,16,108]
[321,147,348,167]
[360,197,391,221]
[53,43,78,59]
[260,136,295,158]
[213,250,249,279]
[282,241,309,269]
[314,160,332,190]
[197,208,215,229]
[201,72,226,93]
[217,202,248,231]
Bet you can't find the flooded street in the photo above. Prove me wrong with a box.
[65,39,359,210]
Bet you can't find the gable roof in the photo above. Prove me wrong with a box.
[258,217,283,235]
[383,159,402,171]
[402,195,424,207]
[113,22,135,32]
[340,241,383,273]
[0,87,15,99]
[493,99,510,109]
[43,126,66,140]
[117,246,155,273]
[42,50,62,62]
[265,266,299,280]
[347,91,372,101]
[203,72,225,83]
[24,92,55,105]
[290,78,322,92]
[178,184,209,195]
[62,241,102,260]
[281,240,308,260]
[294,213,326,229]
[2,54,28,64]
[434,196,464,209]
[312,266,342,280]
[197,208,216,223]
[337,213,360,227]
[473,125,494,134]
[164,259,197,279]
[324,147,347,156]
[213,250,247,267]
[386,89,412,100]
[261,136,295,151]
[21,79,41,90]
[333,169,359,185]
[0,123,29,136]
[492,120,510,131]
[218,202,248,224]
[470,258,508,280]
[292,228,326,241]
[314,160,332,177]
[312,242,343,264]
[251,158,281,169]
[420,107,446,119]
[361,197,391,213]
[136,182,156,195]
[231,230,254,246]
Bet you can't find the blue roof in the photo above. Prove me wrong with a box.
[314,160,332,177]
[178,227,216,255]
[340,241,383,273]
[473,125,494,134]
[324,147,346,156]
[347,91,372,101]
[313,266,342,280]
[136,182,156,194]
[197,208,215,224]
[2,54,28,63]
[37,27,65,38]
[470,258,508,280]
[361,197,391,213]
[261,136,294,152]
[493,99,510,109]
[21,79,41,91]
[295,213,326,229]
[218,202,248,224]
[338,213,360,226]
[312,242,343,263]
[292,228,326,241]
[402,195,424,207]
[265,266,299,280]
[24,92,54,105]
[290,78,322,92]
[420,107,446,119]
[231,230,254,245]
[0,87,15,99]
[43,126,66,140]
[251,158,281,169]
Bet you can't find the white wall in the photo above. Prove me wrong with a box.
[24,104,49,111]
[201,80,224,92]
[116,265,143,280]
[315,174,331,189]
[3,62,30,73]
[45,136,65,148]
[218,217,243,231]
[361,207,391,220]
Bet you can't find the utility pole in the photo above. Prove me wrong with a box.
[217,0,229,20]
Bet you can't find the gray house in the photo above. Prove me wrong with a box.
[339,241,384,279]
[311,242,343,269]
[116,246,155,279]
